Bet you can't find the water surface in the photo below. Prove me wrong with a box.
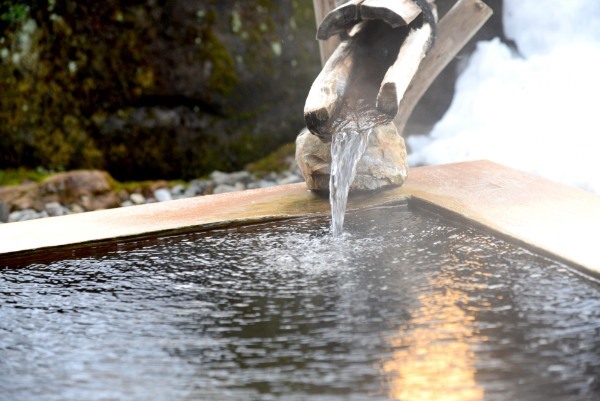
[1,205,599,401]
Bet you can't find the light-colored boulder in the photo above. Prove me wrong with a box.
[295,122,408,192]
[40,170,119,210]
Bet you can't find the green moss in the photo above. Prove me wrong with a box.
[0,167,52,186]
[246,142,296,178]
[201,28,238,96]
[0,1,320,180]
[0,1,28,24]
[109,180,155,194]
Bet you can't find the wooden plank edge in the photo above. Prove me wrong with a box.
[2,160,600,281]
[394,0,492,133]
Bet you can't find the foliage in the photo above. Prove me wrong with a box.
[0,2,29,23]
[0,167,52,186]
[0,0,320,180]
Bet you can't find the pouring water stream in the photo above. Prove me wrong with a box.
[329,128,371,236]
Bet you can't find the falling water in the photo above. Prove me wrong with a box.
[329,128,371,236]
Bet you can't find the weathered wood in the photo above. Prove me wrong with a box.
[308,0,492,137]
[394,0,493,133]
[317,0,365,40]
[2,161,600,278]
[360,0,422,28]
[376,23,432,116]
[313,0,344,64]
[304,40,357,137]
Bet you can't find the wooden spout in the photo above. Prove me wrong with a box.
[308,0,493,137]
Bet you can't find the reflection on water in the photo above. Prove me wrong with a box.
[382,261,486,400]
[1,205,599,401]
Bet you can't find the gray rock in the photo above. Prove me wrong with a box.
[170,184,185,196]
[295,123,408,192]
[258,180,277,188]
[186,179,213,197]
[70,204,85,214]
[154,188,172,202]
[184,185,199,197]
[45,201,65,217]
[210,170,252,186]
[130,193,146,205]
[213,183,245,194]
[120,200,134,207]
[40,170,119,210]
[8,208,41,222]
[265,172,279,181]
[0,200,9,223]
[278,174,303,185]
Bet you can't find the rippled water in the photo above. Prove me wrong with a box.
[1,205,599,401]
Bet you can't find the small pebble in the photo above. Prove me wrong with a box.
[258,180,277,188]
[154,188,172,202]
[278,175,302,185]
[210,170,252,186]
[170,184,185,196]
[130,193,146,205]
[213,184,239,194]
[1,158,305,223]
[45,202,65,217]
[9,209,41,222]
[70,204,85,214]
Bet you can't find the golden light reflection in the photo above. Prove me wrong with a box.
[381,275,486,401]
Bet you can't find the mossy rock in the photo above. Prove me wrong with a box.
[0,0,321,180]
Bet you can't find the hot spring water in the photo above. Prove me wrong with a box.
[327,102,386,236]
[1,205,599,401]
[329,128,371,236]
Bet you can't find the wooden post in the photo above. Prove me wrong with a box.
[313,0,347,65]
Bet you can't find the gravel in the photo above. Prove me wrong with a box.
[3,161,304,223]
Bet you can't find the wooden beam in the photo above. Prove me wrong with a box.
[394,0,493,133]
[376,23,432,116]
[360,0,422,28]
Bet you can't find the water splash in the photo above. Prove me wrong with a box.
[329,128,371,236]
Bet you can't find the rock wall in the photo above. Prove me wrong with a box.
[0,0,320,180]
